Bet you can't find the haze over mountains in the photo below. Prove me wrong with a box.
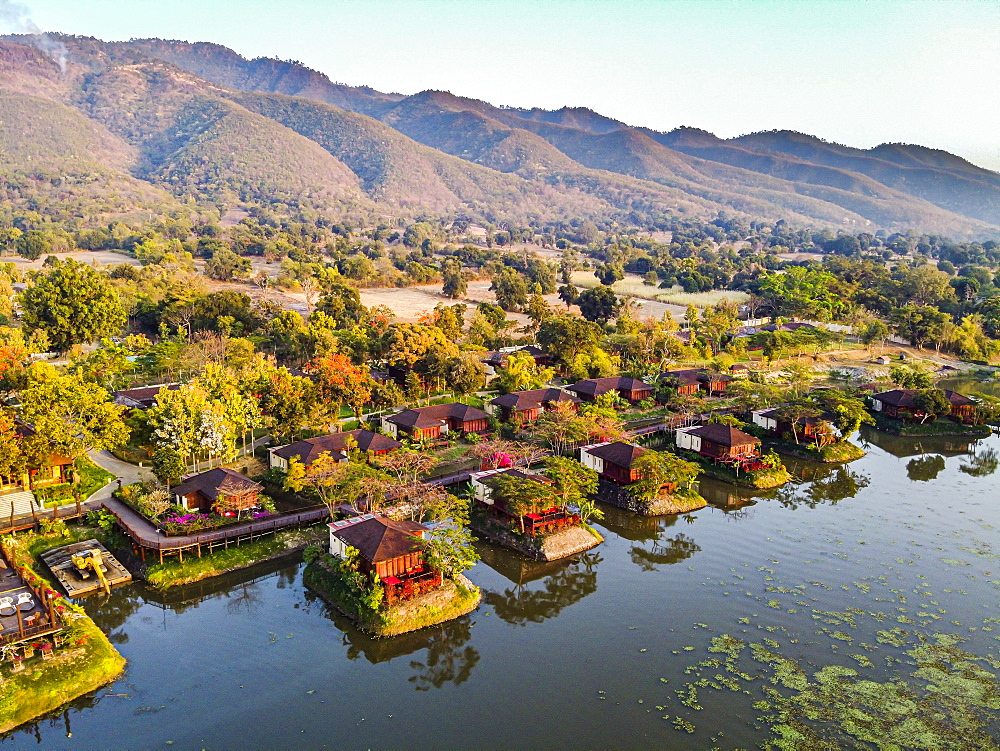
[3,33,999,238]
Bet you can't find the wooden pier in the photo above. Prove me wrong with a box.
[40,540,133,597]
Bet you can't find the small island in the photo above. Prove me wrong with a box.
[469,456,604,561]
[578,441,707,516]
[303,515,480,637]
[0,530,125,735]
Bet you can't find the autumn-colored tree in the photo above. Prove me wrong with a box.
[308,353,375,422]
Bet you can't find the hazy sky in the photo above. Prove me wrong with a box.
[14,0,1000,169]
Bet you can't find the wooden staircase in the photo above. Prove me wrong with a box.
[0,490,39,518]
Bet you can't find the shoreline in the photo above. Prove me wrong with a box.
[303,561,480,637]
[470,518,602,561]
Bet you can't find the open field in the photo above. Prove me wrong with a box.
[570,271,748,313]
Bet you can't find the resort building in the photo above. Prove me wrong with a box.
[565,376,654,404]
[327,514,442,603]
[751,407,835,444]
[579,441,654,485]
[871,389,977,424]
[112,383,180,410]
[171,468,264,515]
[268,429,402,470]
[382,403,490,440]
[660,369,733,396]
[675,424,761,463]
[0,422,75,517]
[487,388,580,423]
[468,467,578,536]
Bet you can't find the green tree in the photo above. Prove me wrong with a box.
[441,261,468,299]
[913,388,952,423]
[577,285,620,324]
[18,363,128,460]
[204,248,251,282]
[543,455,599,517]
[493,350,554,394]
[490,267,529,312]
[21,259,127,351]
[16,230,50,260]
[630,450,701,502]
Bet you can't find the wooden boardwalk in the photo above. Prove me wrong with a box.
[0,499,97,535]
[101,497,330,564]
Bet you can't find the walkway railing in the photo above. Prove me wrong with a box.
[101,499,330,563]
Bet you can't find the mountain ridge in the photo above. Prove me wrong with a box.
[0,33,997,238]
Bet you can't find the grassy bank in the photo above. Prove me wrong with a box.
[769,439,866,464]
[0,531,125,734]
[0,605,125,735]
[872,413,992,438]
[681,451,792,489]
[303,557,480,637]
[144,527,327,589]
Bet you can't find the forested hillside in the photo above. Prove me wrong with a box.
[0,33,997,240]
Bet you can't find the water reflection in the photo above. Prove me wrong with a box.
[858,424,978,459]
[907,454,946,482]
[629,533,700,571]
[480,552,600,626]
[697,477,759,509]
[960,446,999,477]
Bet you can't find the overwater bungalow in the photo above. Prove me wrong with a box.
[675,424,762,464]
[469,468,578,536]
[751,407,836,445]
[382,403,491,440]
[871,389,978,424]
[171,468,264,515]
[487,388,580,424]
[579,441,665,487]
[565,376,653,404]
[268,429,402,470]
[327,515,442,604]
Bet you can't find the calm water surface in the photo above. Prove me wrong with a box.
[4,429,1000,749]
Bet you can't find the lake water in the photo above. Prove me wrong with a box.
[4,428,1000,749]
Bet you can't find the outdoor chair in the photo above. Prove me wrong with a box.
[16,593,33,611]
[0,597,13,617]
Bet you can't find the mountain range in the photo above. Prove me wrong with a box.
[2,33,998,238]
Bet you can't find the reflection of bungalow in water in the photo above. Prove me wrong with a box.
[565,376,653,404]
[579,441,659,486]
[469,467,578,536]
[383,403,490,440]
[480,345,551,377]
[751,407,835,444]
[328,514,441,604]
[171,468,263,514]
[487,388,580,424]
[660,369,732,396]
[871,389,977,424]
[268,429,401,470]
[675,424,761,463]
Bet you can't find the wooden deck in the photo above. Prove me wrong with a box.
[0,553,61,646]
[40,540,133,597]
[101,497,330,563]
[0,499,95,534]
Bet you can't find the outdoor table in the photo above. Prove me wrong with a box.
[382,576,402,586]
